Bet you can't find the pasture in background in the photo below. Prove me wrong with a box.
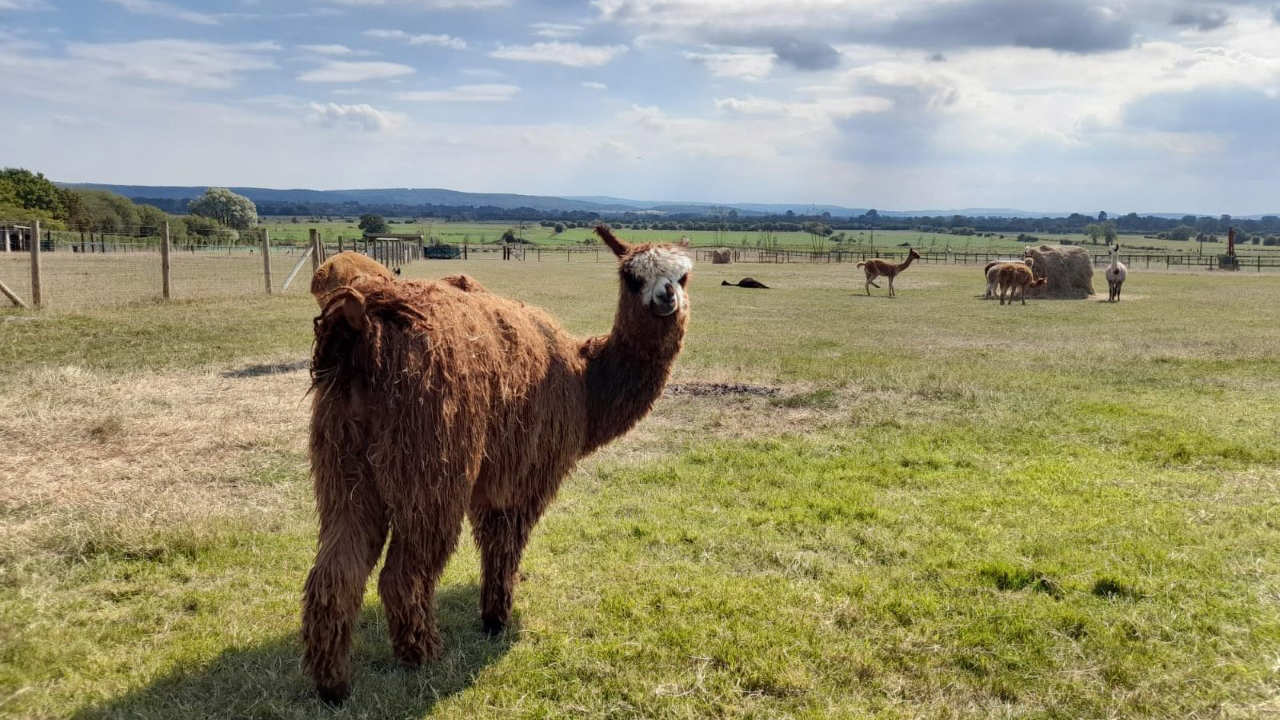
[5,219,1280,311]
[2,261,1278,719]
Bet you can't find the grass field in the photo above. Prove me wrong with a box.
[256,219,1272,257]
[2,261,1278,719]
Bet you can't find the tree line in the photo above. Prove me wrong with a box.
[2,169,259,245]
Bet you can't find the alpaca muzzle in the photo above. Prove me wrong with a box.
[652,282,679,317]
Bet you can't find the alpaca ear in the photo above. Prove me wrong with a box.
[322,287,367,332]
[595,224,630,257]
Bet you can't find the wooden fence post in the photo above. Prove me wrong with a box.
[261,229,272,295]
[337,236,344,253]
[310,229,321,274]
[161,221,172,300]
[30,220,42,307]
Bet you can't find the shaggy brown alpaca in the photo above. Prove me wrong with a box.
[988,262,1046,305]
[302,225,692,703]
[310,251,395,305]
[856,248,920,297]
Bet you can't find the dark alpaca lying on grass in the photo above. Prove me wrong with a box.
[721,278,770,288]
[302,225,693,703]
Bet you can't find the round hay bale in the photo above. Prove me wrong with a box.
[1022,245,1094,298]
[711,249,732,264]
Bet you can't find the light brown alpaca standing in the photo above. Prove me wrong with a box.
[983,258,1032,299]
[856,248,920,296]
[303,225,692,703]
[988,262,1046,305]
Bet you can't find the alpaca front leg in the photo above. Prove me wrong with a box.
[888,276,895,297]
[379,508,465,668]
[302,507,387,703]
[471,506,536,635]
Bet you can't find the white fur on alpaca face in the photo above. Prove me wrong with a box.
[625,247,693,317]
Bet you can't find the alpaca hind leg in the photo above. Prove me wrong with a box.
[302,480,387,703]
[888,276,895,297]
[379,501,466,668]
[470,505,538,635]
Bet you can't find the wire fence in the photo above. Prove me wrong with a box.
[691,247,1280,272]
[0,222,427,311]
[4,221,1277,311]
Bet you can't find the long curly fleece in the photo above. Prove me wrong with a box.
[302,225,692,703]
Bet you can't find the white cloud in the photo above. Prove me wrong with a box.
[363,29,466,49]
[684,50,774,80]
[307,101,404,131]
[490,42,628,67]
[298,43,363,56]
[0,0,50,9]
[105,0,220,24]
[582,81,608,90]
[297,60,415,83]
[532,22,584,38]
[715,94,892,120]
[66,40,277,89]
[329,0,509,7]
[395,83,519,102]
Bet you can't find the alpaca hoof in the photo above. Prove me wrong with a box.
[482,616,506,637]
[315,681,350,705]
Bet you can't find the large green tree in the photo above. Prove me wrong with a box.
[189,187,258,230]
[0,168,64,216]
[358,213,388,234]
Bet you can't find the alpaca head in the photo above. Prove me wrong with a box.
[596,225,693,318]
[908,248,921,260]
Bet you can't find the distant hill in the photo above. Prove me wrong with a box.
[55,183,1278,220]
[61,184,634,213]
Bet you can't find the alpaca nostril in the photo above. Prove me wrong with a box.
[662,283,675,301]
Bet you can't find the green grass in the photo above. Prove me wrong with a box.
[2,262,1279,718]
[256,219,1269,257]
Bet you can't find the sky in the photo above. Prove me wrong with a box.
[1,0,1279,214]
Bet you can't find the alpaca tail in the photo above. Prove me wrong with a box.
[856,261,866,268]
[311,282,427,391]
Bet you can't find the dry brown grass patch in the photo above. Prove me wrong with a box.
[0,361,311,563]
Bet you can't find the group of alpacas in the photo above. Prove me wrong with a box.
[302,226,692,702]
[983,259,1046,305]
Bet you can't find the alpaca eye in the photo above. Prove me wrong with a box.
[624,273,644,293]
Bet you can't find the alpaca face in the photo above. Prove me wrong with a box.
[623,247,693,318]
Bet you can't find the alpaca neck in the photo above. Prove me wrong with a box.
[896,254,916,272]
[581,301,686,454]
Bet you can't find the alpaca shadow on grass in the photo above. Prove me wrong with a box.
[220,359,310,379]
[72,583,517,720]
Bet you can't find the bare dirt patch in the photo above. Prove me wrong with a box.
[665,382,780,398]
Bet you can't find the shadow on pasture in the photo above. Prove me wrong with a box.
[220,359,310,378]
[72,583,517,720]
